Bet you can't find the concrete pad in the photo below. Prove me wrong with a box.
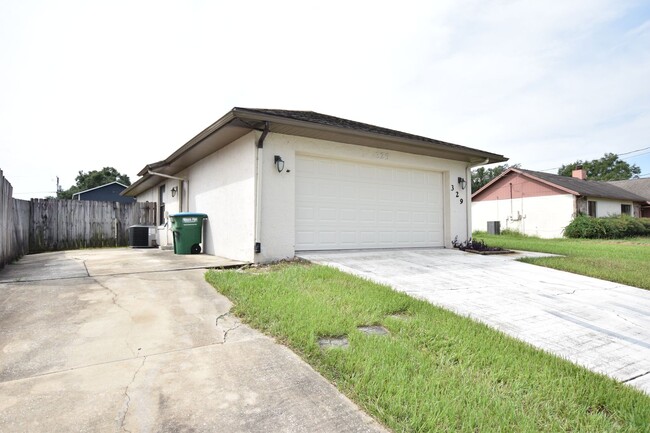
[0,251,88,282]
[300,248,650,396]
[0,249,386,432]
[0,248,244,283]
[0,337,381,433]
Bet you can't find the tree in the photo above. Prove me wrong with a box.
[57,167,132,199]
[471,164,519,193]
[557,153,640,181]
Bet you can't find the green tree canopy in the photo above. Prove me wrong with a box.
[557,153,640,181]
[471,164,519,193]
[57,167,132,199]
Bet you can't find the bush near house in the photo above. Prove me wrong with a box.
[563,215,650,239]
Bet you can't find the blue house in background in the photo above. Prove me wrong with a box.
[72,181,136,203]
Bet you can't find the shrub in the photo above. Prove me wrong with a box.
[452,237,507,252]
[611,215,646,237]
[638,218,650,232]
[564,214,649,239]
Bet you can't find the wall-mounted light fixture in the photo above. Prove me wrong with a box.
[274,155,285,173]
[171,186,178,197]
[457,177,467,190]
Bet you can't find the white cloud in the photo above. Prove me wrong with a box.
[1,0,649,198]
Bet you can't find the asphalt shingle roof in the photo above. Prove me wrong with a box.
[234,108,493,156]
[608,178,650,201]
[518,169,647,202]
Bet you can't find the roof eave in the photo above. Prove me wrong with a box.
[126,107,508,197]
[232,108,507,164]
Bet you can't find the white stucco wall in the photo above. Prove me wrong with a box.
[135,133,257,261]
[135,188,156,209]
[590,198,634,217]
[256,132,472,262]
[472,194,575,238]
[177,133,257,262]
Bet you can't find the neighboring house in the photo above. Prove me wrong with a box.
[608,178,650,217]
[472,168,647,238]
[72,181,135,204]
[122,107,506,263]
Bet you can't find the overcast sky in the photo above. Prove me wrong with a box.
[2,0,649,200]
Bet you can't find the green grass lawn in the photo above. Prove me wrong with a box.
[473,232,650,290]
[206,264,650,432]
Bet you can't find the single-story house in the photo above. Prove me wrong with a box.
[472,167,648,238]
[72,181,135,203]
[608,178,650,217]
[122,107,506,263]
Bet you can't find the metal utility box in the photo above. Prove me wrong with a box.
[169,213,208,254]
[128,225,157,248]
[487,221,501,235]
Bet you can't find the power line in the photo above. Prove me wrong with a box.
[621,150,650,161]
[619,146,650,156]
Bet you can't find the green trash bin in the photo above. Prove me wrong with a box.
[169,212,208,254]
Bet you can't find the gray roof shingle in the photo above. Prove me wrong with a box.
[608,178,650,201]
[234,107,500,158]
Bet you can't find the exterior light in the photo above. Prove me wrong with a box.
[171,186,178,197]
[274,155,285,173]
[458,177,467,190]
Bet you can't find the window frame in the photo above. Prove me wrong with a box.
[158,184,166,225]
[588,200,597,217]
[621,204,632,216]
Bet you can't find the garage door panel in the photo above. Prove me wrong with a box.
[340,209,357,222]
[295,155,444,250]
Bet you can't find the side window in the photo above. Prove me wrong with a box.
[621,204,631,216]
[588,201,597,217]
[159,185,166,225]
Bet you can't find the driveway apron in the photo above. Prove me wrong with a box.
[0,249,386,433]
[300,248,650,396]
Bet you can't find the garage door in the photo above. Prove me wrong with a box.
[295,155,444,250]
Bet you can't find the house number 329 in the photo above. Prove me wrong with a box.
[450,185,464,204]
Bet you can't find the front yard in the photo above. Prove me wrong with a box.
[473,232,650,290]
[206,263,650,432]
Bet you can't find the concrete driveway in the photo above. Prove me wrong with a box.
[300,248,650,396]
[0,249,386,433]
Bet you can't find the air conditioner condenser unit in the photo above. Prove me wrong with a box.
[128,225,158,248]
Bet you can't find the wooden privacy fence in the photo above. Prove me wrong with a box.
[0,170,30,268]
[29,199,157,253]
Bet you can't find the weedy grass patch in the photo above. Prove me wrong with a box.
[473,232,650,290]
[206,263,650,432]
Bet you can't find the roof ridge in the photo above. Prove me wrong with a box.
[515,168,647,201]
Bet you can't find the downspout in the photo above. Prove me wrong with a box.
[254,122,270,255]
[147,170,186,212]
[466,158,489,241]
[509,183,513,218]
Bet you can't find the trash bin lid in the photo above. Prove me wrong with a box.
[169,212,208,218]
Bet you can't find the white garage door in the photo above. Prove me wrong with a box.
[295,155,444,250]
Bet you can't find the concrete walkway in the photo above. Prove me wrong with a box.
[300,248,650,396]
[0,249,386,433]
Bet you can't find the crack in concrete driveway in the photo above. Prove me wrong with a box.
[0,249,387,433]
